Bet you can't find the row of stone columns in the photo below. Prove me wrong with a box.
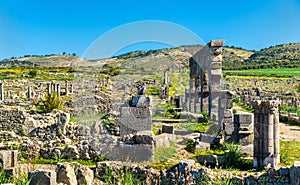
[46,82,73,96]
[0,81,74,101]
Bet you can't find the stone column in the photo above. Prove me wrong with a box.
[70,84,74,94]
[27,86,32,99]
[253,99,280,169]
[47,82,51,95]
[56,84,60,96]
[0,83,4,101]
[65,81,69,95]
[209,40,225,129]
[164,71,168,85]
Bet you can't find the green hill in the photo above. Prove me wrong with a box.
[222,43,300,70]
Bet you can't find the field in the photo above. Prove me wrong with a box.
[224,68,300,77]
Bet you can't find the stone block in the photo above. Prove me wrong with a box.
[196,141,210,150]
[239,132,253,146]
[76,166,94,185]
[57,163,77,185]
[196,155,217,166]
[223,122,234,135]
[28,170,56,185]
[133,132,154,144]
[162,124,174,134]
[120,107,152,136]
[130,95,152,108]
[223,109,233,118]
[290,162,300,185]
[234,113,253,124]
[112,143,154,162]
[200,134,215,144]
[0,150,18,169]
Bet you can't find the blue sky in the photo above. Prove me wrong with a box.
[1,0,300,59]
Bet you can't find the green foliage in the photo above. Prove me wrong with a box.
[185,140,196,153]
[175,122,210,133]
[223,43,300,70]
[146,86,159,96]
[223,143,246,169]
[41,92,66,113]
[234,101,254,113]
[28,70,38,77]
[103,168,144,185]
[154,141,177,163]
[279,105,300,116]
[224,68,300,77]
[232,109,237,114]
[0,169,11,184]
[14,173,31,185]
[200,111,209,122]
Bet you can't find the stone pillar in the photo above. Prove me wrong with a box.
[209,40,225,129]
[52,83,56,92]
[253,99,280,169]
[56,84,60,96]
[65,81,69,95]
[27,86,32,99]
[0,83,4,101]
[164,71,168,85]
[70,84,74,94]
[47,82,51,95]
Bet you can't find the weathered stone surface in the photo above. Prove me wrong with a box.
[56,110,70,136]
[57,163,77,185]
[28,169,56,185]
[162,124,174,134]
[133,132,154,144]
[200,133,215,144]
[76,166,94,185]
[130,95,152,108]
[291,161,300,185]
[110,143,154,162]
[196,155,217,166]
[119,107,152,136]
[0,150,18,169]
[154,133,176,148]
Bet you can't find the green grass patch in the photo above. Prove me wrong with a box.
[150,141,177,170]
[175,122,211,133]
[234,102,254,113]
[224,68,300,77]
[279,105,300,116]
[280,140,300,166]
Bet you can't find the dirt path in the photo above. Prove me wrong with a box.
[280,122,300,141]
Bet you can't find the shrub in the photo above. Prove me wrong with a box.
[185,140,196,153]
[223,143,245,168]
[41,92,66,113]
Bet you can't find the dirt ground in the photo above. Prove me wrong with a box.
[280,122,300,141]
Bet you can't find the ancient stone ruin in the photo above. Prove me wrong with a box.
[253,99,281,168]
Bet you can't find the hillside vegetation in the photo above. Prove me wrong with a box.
[223,43,300,70]
[1,42,299,71]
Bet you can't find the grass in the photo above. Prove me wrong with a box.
[234,102,254,113]
[175,122,211,133]
[70,113,107,126]
[224,68,300,77]
[280,140,300,166]
[279,105,300,116]
[149,141,177,170]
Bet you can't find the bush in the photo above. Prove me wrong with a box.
[41,92,66,113]
[223,143,245,168]
[185,141,196,153]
